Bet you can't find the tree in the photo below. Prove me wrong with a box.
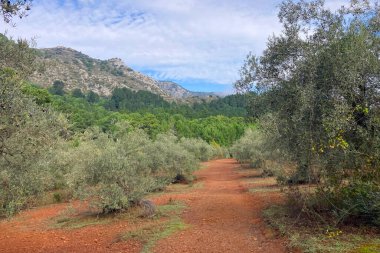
[48,80,65,96]
[86,90,100,103]
[0,68,63,216]
[21,83,52,105]
[235,0,380,225]
[1,0,32,24]
[72,88,85,98]
[0,34,36,77]
[236,0,379,183]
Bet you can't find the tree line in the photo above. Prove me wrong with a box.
[24,82,250,146]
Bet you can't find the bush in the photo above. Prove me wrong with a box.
[67,130,155,213]
[179,138,215,162]
[64,130,203,214]
[336,182,380,226]
[230,128,262,169]
[146,133,198,184]
[210,140,230,159]
[230,128,264,164]
[284,181,380,227]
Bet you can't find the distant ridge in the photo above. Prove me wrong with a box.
[30,46,221,101]
[157,81,220,99]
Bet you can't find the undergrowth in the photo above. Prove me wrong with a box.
[263,205,380,253]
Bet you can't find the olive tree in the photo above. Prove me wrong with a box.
[235,0,380,225]
[1,0,32,24]
[0,68,63,216]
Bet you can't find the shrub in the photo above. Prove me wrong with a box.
[145,133,198,184]
[68,129,155,213]
[284,181,380,227]
[210,140,230,159]
[65,130,201,214]
[179,138,215,162]
[336,182,380,226]
[230,128,265,165]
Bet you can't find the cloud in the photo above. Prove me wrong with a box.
[0,0,347,92]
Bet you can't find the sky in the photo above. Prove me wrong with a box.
[1,0,347,93]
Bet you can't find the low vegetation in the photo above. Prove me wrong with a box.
[119,200,188,253]
[264,205,380,253]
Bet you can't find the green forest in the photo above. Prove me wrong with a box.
[24,82,250,146]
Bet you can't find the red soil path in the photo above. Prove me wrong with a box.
[0,159,288,253]
[154,159,287,253]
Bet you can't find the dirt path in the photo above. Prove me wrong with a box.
[0,159,287,253]
[154,159,286,253]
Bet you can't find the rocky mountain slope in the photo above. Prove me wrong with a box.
[30,47,219,100]
[157,81,218,99]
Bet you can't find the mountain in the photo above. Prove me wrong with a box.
[30,46,220,101]
[157,81,219,99]
[31,46,171,98]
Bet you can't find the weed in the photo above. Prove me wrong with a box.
[51,215,110,229]
[118,200,189,253]
[248,187,280,193]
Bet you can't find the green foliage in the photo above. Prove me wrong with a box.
[71,88,85,98]
[179,138,215,162]
[105,86,247,118]
[86,90,99,103]
[57,130,210,214]
[0,68,64,216]
[230,128,264,164]
[53,192,62,203]
[235,0,380,225]
[0,34,37,77]
[145,133,198,184]
[21,83,52,105]
[331,182,380,226]
[177,94,247,118]
[65,130,152,213]
[174,115,247,146]
[43,90,250,145]
[105,87,170,111]
[230,127,283,176]
[49,80,65,96]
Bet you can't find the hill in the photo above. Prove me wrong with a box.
[31,46,222,101]
[157,81,219,100]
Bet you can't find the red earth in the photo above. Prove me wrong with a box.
[0,159,288,253]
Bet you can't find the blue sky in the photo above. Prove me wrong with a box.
[2,0,347,93]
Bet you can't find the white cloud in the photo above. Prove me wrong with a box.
[1,0,349,91]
